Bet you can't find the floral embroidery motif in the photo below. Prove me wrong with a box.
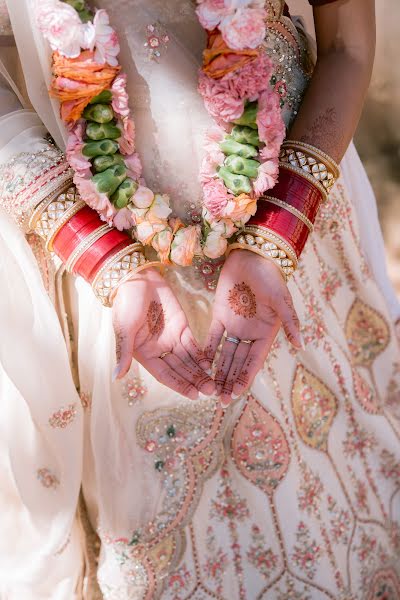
[380,450,400,486]
[122,377,147,406]
[247,524,279,578]
[291,521,323,580]
[211,465,250,523]
[291,365,338,451]
[342,421,377,458]
[37,467,59,489]
[48,403,77,428]
[355,530,378,564]
[345,299,390,367]
[231,394,290,495]
[367,568,400,600]
[353,368,380,414]
[319,262,342,303]
[144,22,170,61]
[202,526,229,594]
[327,495,351,544]
[80,391,92,409]
[166,563,193,598]
[297,465,324,517]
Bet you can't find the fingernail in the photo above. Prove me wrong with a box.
[220,397,232,409]
[231,393,241,400]
[112,365,121,382]
[206,368,212,376]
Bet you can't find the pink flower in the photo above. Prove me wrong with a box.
[73,174,116,224]
[92,10,120,67]
[202,179,232,219]
[222,193,257,225]
[124,153,142,180]
[170,226,202,266]
[66,121,91,177]
[222,52,273,101]
[132,186,154,209]
[204,125,226,161]
[118,118,136,155]
[113,207,135,231]
[203,230,228,259]
[36,0,93,58]
[146,194,172,223]
[111,73,130,118]
[220,8,266,50]
[136,221,167,245]
[256,90,286,155]
[196,0,227,29]
[253,158,279,195]
[198,72,244,122]
[152,228,174,264]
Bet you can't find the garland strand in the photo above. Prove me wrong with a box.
[37,0,286,266]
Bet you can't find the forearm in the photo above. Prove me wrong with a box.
[289,49,374,163]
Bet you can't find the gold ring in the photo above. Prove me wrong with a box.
[160,351,172,359]
[241,339,253,344]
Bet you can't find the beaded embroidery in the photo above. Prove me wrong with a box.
[48,403,78,429]
[144,22,170,61]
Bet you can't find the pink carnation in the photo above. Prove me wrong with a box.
[202,178,232,220]
[200,126,226,183]
[66,121,92,177]
[92,10,120,67]
[220,7,266,50]
[198,72,244,122]
[111,73,130,118]
[256,90,286,156]
[196,0,227,30]
[170,226,202,266]
[253,158,279,195]
[222,52,274,101]
[36,0,92,58]
[113,207,135,231]
[118,117,135,155]
[73,174,116,224]
[124,153,142,180]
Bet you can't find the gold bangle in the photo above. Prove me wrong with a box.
[45,200,86,251]
[279,162,328,201]
[108,261,164,305]
[262,196,314,232]
[227,242,288,283]
[91,242,143,291]
[29,179,74,231]
[243,225,298,266]
[282,140,340,178]
[65,224,112,273]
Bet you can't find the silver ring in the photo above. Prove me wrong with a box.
[241,339,253,345]
[160,351,172,359]
[226,336,240,345]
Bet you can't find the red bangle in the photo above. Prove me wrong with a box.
[52,203,134,283]
[249,166,323,257]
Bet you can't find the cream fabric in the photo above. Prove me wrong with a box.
[0,1,399,599]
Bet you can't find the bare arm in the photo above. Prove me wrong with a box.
[289,0,375,162]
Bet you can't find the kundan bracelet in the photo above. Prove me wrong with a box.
[230,141,340,280]
[31,184,161,307]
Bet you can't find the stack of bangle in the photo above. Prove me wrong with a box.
[29,182,161,306]
[229,141,340,281]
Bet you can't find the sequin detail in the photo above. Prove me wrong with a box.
[144,22,170,61]
[37,468,59,489]
[123,377,147,406]
[49,403,77,428]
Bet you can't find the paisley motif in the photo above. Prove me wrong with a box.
[353,368,381,415]
[291,365,338,451]
[231,394,290,495]
[367,567,400,600]
[345,299,390,367]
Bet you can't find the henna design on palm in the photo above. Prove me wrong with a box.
[147,300,165,338]
[228,282,257,319]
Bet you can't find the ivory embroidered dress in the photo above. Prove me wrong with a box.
[0,1,400,599]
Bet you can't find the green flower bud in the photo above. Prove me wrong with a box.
[89,90,113,105]
[218,166,252,195]
[233,101,258,129]
[82,103,114,124]
[111,178,139,208]
[92,153,125,173]
[92,164,127,196]
[224,155,260,179]
[220,136,258,159]
[86,122,121,141]
[82,139,119,157]
[78,9,93,23]
[231,125,261,147]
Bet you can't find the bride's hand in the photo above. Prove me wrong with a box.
[112,268,215,400]
[203,250,303,406]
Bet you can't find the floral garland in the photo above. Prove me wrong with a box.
[37,0,285,266]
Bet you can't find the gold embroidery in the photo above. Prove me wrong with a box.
[345,299,390,367]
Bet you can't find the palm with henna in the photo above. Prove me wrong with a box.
[112,268,215,399]
[203,250,303,407]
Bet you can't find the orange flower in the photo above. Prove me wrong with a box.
[202,30,258,80]
[50,51,120,123]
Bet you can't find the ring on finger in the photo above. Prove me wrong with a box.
[241,339,253,345]
[160,351,173,359]
[225,335,240,345]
